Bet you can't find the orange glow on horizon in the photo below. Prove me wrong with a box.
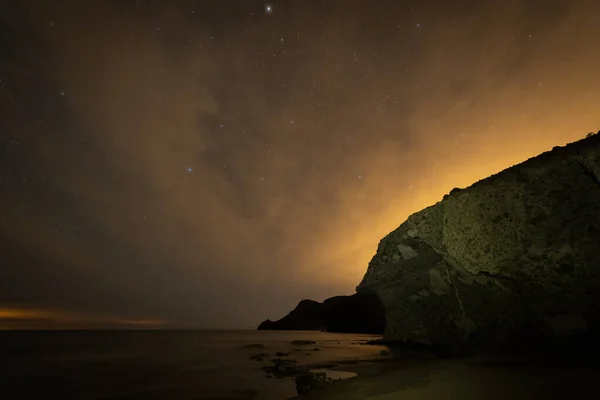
[0,307,167,330]
[2,0,599,326]
[304,129,596,290]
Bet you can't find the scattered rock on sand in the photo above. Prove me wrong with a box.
[249,352,269,361]
[271,358,297,364]
[261,359,306,377]
[380,349,390,356]
[306,364,338,369]
[242,343,265,349]
[295,371,329,394]
[291,340,316,345]
[276,352,290,357]
[310,348,321,351]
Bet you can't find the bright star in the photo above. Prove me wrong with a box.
[187,167,193,172]
[265,4,273,14]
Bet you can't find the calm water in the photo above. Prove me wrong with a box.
[0,330,383,400]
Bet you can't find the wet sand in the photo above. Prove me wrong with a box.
[291,355,600,400]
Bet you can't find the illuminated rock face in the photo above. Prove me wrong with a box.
[358,132,600,350]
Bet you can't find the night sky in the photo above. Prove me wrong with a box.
[1,0,599,329]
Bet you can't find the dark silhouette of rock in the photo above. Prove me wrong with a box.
[270,358,297,364]
[261,358,305,377]
[290,340,316,345]
[358,132,600,354]
[258,300,324,331]
[322,293,385,333]
[260,358,331,395]
[241,343,265,349]
[249,352,268,361]
[295,371,328,394]
[257,293,385,334]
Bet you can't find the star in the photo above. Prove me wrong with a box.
[187,167,193,172]
[265,4,273,14]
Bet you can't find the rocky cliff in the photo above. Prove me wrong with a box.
[258,293,385,334]
[357,131,600,352]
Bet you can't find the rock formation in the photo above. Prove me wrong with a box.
[257,293,385,334]
[357,131,600,352]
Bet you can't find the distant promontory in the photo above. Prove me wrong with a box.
[257,293,385,334]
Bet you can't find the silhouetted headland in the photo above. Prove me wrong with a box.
[257,293,385,334]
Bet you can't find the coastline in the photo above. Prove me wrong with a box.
[288,357,442,400]
[287,352,600,400]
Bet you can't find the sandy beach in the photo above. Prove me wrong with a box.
[291,354,600,400]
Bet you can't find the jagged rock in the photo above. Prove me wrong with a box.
[261,359,307,377]
[295,371,329,394]
[257,293,385,333]
[357,133,600,353]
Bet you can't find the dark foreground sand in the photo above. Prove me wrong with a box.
[291,356,600,400]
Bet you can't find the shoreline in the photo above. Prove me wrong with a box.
[242,330,600,399]
[244,332,600,399]
[286,351,600,400]
[287,356,439,400]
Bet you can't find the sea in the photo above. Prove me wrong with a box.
[0,330,384,400]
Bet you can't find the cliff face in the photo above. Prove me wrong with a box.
[258,293,385,334]
[358,132,600,350]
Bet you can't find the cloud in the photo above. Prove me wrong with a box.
[1,0,599,328]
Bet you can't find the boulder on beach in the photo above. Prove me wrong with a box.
[261,359,306,377]
[295,371,329,394]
